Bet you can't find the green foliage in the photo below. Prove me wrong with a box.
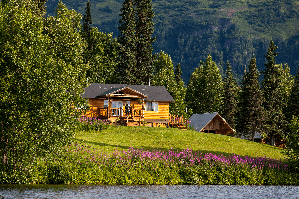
[76,117,110,131]
[45,0,299,83]
[81,1,119,84]
[1,144,297,185]
[0,0,88,173]
[152,52,187,117]
[171,63,187,118]
[286,67,299,120]
[85,28,119,84]
[222,62,238,129]
[286,116,299,169]
[262,40,294,145]
[186,55,223,114]
[236,55,265,140]
[116,0,137,84]
[152,51,175,88]
[82,1,92,37]
[116,0,156,85]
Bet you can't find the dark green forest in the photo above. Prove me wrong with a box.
[45,0,299,82]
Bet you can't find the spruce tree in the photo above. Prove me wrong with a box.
[117,0,137,84]
[82,1,92,51]
[262,40,293,145]
[286,67,299,120]
[82,1,119,84]
[186,55,223,114]
[135,0,156,84]
[117,0,155,85]
[237,55,265,140]
[222,62,238,130]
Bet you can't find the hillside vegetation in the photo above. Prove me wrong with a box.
[46,0,299,82]
[75,126,286,160]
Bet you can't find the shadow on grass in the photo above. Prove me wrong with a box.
[73,138,269,159]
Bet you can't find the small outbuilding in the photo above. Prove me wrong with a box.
[189,112,235,135]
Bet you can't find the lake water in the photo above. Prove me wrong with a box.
[1,185,299,199]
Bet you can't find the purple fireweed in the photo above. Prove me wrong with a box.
[58,144,287,172]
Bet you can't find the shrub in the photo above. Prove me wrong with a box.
[286,116,299,171]
[76,116,110,131]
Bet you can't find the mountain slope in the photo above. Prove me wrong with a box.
[46,0,299,82]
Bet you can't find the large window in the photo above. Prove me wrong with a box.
[145,102,158,112]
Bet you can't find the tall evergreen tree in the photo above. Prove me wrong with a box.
[117,0,136,84]
[237,55,265,140]
[261,40,293,145]
[135,0,156,84]
[117,0,155,85]
[82,1,119,84]
[286,67,299,120]
[186,55,223,114]
[83,1,92,34]
[222,62,238,130]
[82,1,92,52]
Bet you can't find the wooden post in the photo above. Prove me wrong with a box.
[185,117,187,129]
[107,97,110,118]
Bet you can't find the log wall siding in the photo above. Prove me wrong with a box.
[144,102,169,119]
[87,99,170,120]
[202,115,233,135]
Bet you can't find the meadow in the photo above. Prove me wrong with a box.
[1,120,298,185]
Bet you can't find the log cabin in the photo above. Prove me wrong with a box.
[81,83,175,127]
[189,112,235,135]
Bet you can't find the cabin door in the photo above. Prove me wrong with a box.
[111,101,123,116]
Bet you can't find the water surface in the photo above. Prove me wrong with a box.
[0,185,298,199]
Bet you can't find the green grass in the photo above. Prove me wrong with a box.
[75,126,286,160]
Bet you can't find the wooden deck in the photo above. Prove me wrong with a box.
[84,107,187,130]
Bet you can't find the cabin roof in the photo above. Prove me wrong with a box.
[189,112,234,132]
[81,83,175,102]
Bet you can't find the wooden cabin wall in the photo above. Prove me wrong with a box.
[204,117,221,130]
[144,102,169,120]
[87,99,170,122]
[88,99,104,109]
[202,116,232,135]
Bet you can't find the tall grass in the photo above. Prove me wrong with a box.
[1,143,297,185]
[75,126,286,160]
[1,125,295,185]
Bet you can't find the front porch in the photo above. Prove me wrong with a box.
[85,104,146,126]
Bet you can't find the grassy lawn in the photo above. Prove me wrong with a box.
[75,126,286,160]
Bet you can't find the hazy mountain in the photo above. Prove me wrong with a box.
[45,0,299,83]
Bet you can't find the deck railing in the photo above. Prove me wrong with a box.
[169,114,188,129]
[95,105,144,118]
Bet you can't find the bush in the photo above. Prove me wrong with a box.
[286,116,299,171]
[76,116,110,131]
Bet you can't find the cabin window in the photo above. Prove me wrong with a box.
[104,100,108,108]
[145,102,158,112]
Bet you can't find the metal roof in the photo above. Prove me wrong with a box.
[81,83,175,102]
[189,112,219,132]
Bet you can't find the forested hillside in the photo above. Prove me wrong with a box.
[45,0,299,82]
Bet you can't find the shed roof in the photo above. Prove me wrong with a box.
[189,112,219,132]
[81,83,175,102]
